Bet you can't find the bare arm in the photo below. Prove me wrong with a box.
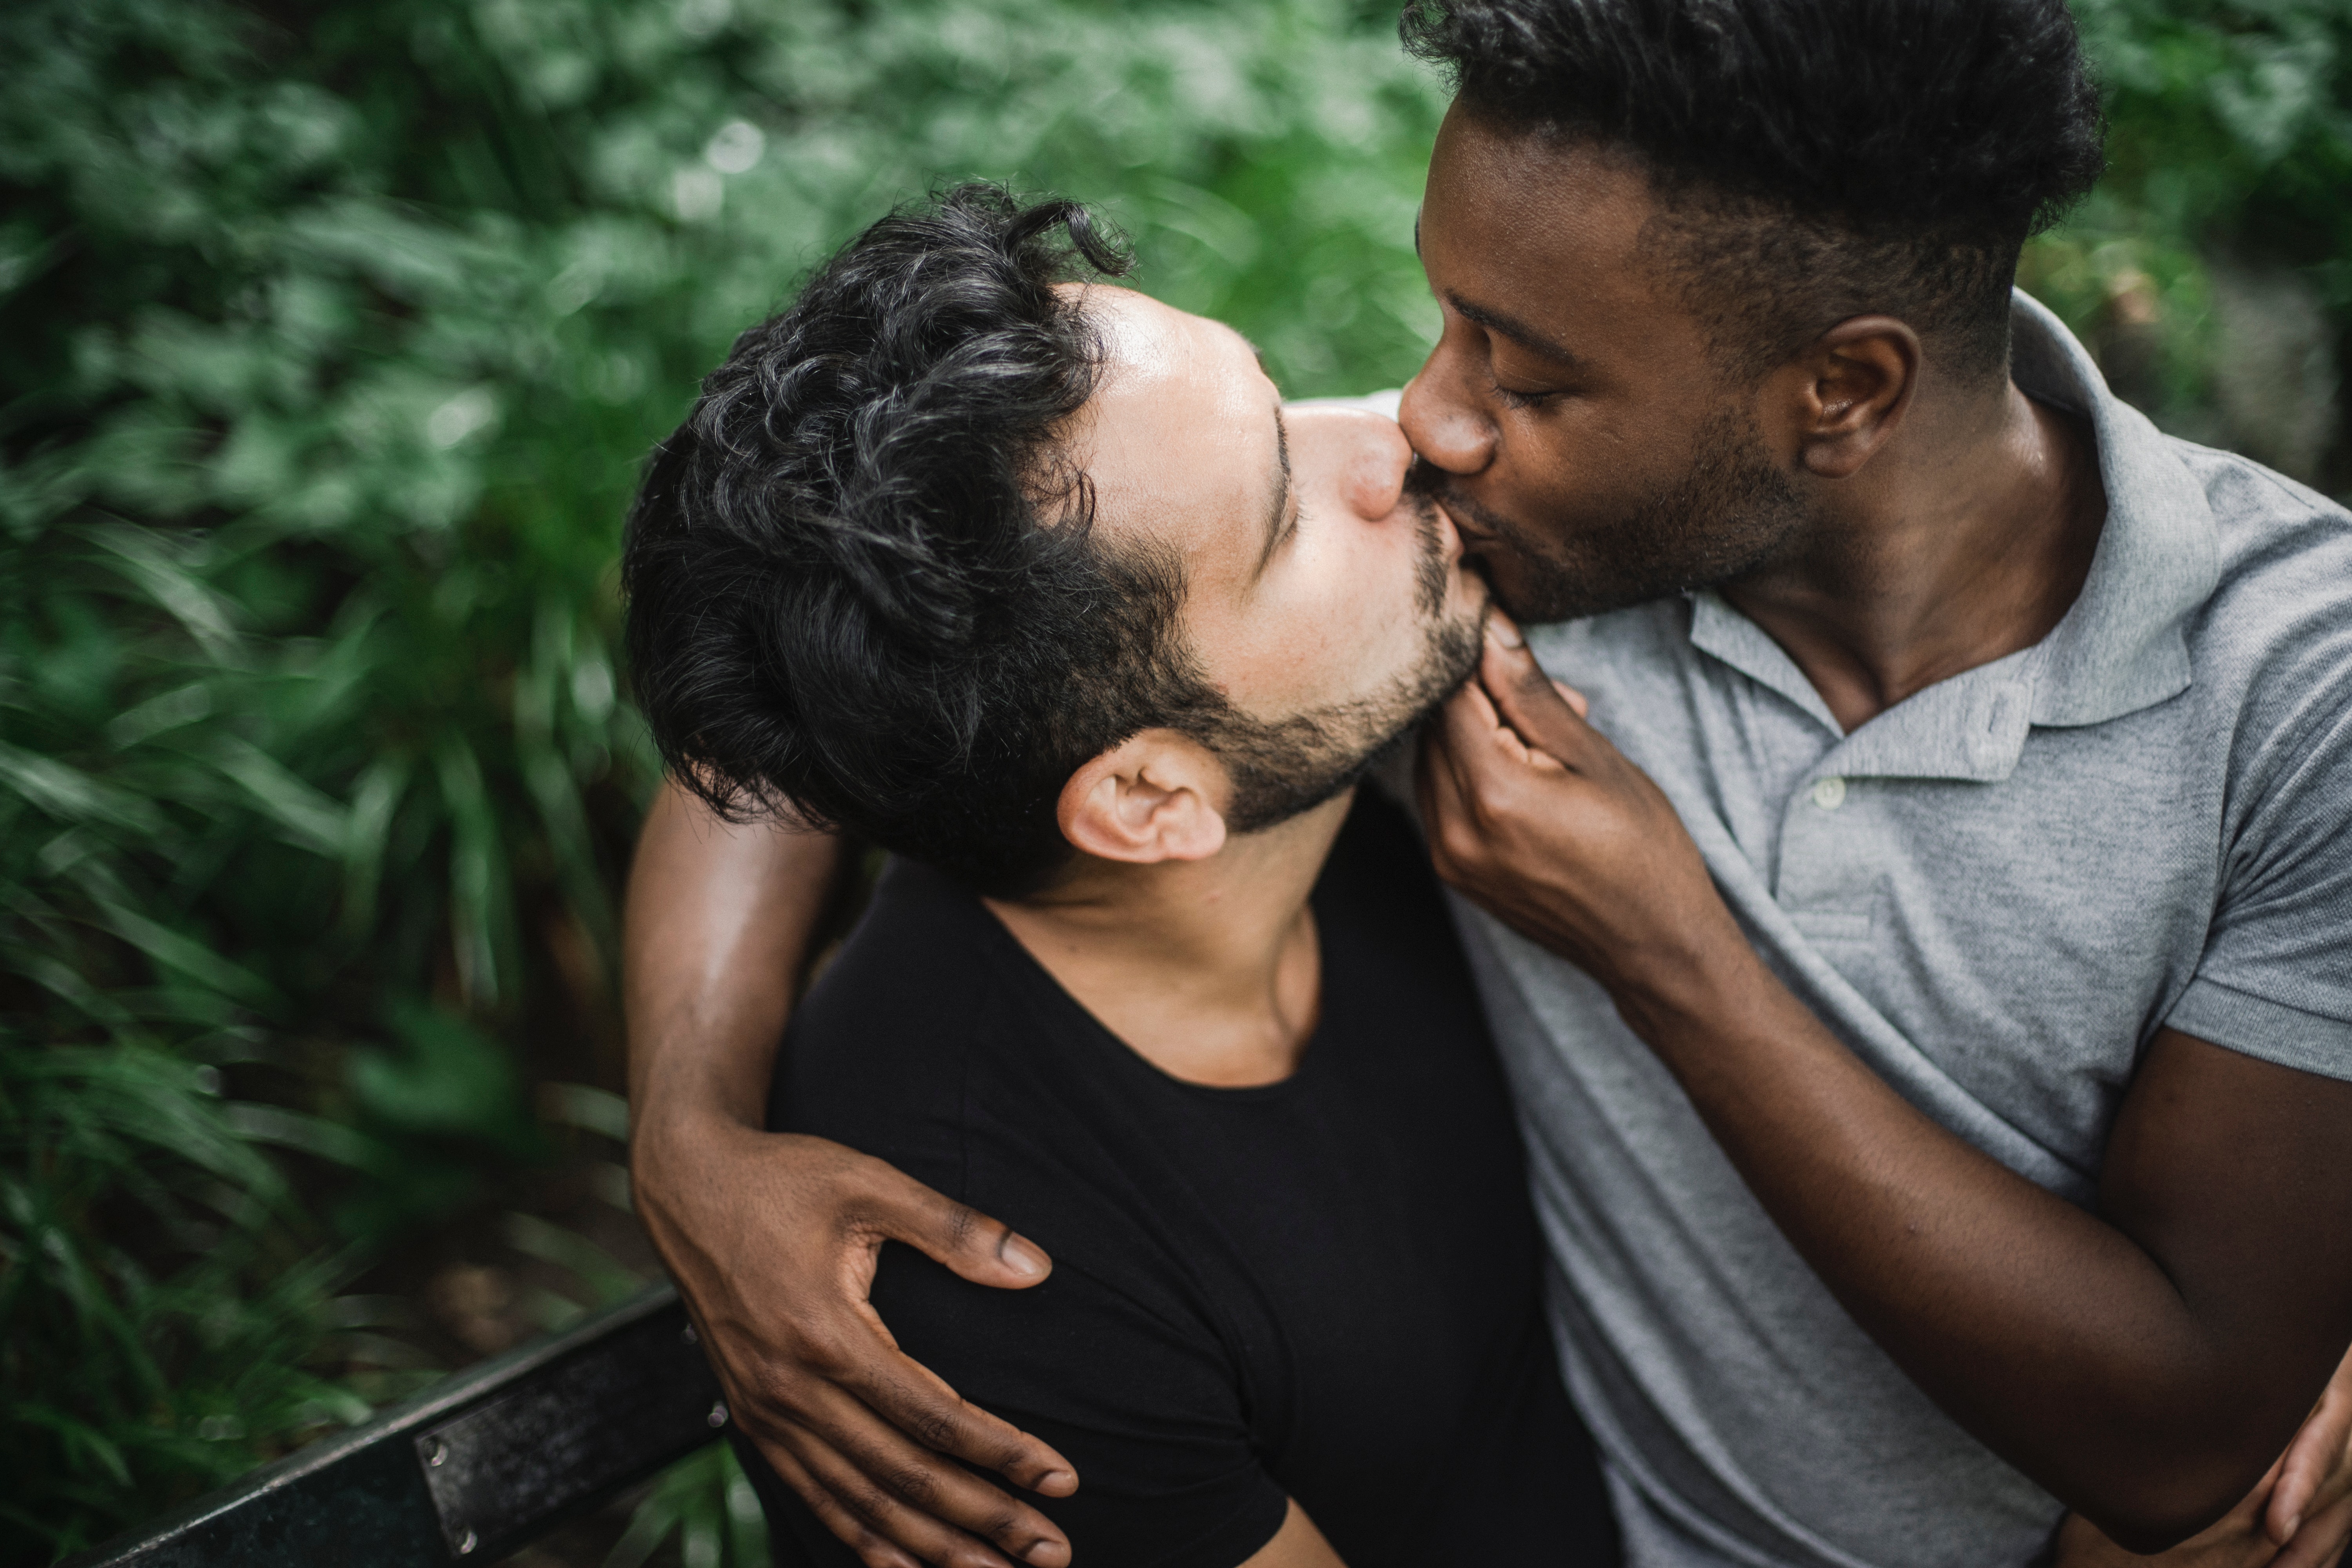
[1239,1503,1347,1568]
[1420,627,2352,1554]
[625,777,1078,1568]
[2052,1347,2352,1568]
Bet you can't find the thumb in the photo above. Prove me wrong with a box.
[857,1157,1053,1290]
[2272,1352,2352,1544]
[1480,617,1597,766]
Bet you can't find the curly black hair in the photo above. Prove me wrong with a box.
[621,186,1230,896]
[1403,0,2108,379]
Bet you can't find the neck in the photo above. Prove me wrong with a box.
[1724,377,2107,733]
[984,791,1353,1088]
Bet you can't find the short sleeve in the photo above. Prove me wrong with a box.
[2166,654,2352,1079]
[755,1243,1290,1568]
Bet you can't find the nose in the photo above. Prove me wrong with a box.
[1343,414,1412,521]
[1398,338,1495,477]
[1289,406,1413,522]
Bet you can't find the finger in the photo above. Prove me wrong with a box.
[693,1273,1076,1504]
[857,1160,1054,1292]
[838,1340,1078,1497]
[1417,706,1486,882]
[1418,715,1467,822]
[763,1416,1061,1568]
[757,1434,928,1568]
[748,1381,1075,1568]
[1438,655,1506,744]
[2271,1367,2352,1543]
[2278,1491,2352,1568]
[1479,621,1598,766]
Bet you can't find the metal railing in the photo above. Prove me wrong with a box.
[62,1283,724,1568]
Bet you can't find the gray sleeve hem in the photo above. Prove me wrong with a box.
[2163,976,2352,1083]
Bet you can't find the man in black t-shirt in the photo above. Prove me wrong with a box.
[622,187,1620,1565]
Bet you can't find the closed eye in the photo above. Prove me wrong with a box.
[1490,377,1565,411]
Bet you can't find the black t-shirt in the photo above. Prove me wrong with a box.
[742,793,1620,1568]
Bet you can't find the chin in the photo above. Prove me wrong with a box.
[1485,552,1680,626]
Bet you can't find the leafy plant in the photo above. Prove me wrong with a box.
[2,0,2347,1563]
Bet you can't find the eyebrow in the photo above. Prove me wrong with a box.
[1446,292,1586,370]
[1252,401,1292,581]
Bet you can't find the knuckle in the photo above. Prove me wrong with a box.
[747,1359,806,1403]
[796,1327,860,1379]
[941,1201,989,1251]
[878,1457,942,1509]
[982,1508,1037,1548]
[840,1479,902,1529]
[905,1403,966,1454]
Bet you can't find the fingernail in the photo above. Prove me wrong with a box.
[2283,1513,2301,1540]
[1040,1468,1076,1492]
[1486,616,1523,649]
[1000,1234,1048,1278]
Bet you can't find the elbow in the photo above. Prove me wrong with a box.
[2070,1464,2261,1556]
[2088,1508,2229,1559]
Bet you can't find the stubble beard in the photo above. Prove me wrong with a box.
[1414,403,1810,626]
[1210,492,1486,835]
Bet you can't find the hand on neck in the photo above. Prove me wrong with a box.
[985,789,1352,1089]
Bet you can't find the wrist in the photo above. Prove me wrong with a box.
[628,1055,770,1194]
[1607,909,1772,1054]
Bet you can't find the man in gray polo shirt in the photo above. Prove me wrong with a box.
[617,2,2352,1566]
[1408,279,2352,1562]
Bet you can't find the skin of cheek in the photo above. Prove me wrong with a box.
[1200,491,1441,717]
[1408,110,1739,570]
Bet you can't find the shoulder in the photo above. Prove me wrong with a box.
[2174,438,2352,630]
[773,859,1012,1166]
[2168,441,2352,766]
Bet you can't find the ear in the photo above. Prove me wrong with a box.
[1776,315,1920,480]
[1057,728,1230,865]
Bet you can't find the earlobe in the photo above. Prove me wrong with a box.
[1793,316,1919,480]
[1057,730,1229,865]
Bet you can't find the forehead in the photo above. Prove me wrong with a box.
[1419,108,1683,351]
[1062,286,1276,580]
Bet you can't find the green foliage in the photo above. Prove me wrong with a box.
[2025,0,2352,478]
[0,0,1445,1557]
[2,0,2347,1561]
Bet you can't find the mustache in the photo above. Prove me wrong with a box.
[1403,457,1520,546]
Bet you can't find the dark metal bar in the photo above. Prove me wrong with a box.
[61,1282,724,1568]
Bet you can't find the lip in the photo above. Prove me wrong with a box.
[1430,500,1484,566]
[1437,494,1498,544]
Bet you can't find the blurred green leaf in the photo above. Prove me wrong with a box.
[4,0,2346,1559]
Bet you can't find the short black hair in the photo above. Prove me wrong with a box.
[622,186,1232,897]
[1403,0,2108,380]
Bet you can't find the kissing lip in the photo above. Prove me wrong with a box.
[1432,495,1497,550]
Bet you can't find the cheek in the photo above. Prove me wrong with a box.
[1491,406,1679,534]
[1224,548,1423,710]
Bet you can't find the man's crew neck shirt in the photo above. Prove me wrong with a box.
[739,792,1621,1568]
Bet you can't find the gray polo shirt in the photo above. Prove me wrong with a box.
[1375,293,2352,1567]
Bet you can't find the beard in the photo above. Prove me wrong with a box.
[1205,493,1485,835]
[1410,402,1807,625]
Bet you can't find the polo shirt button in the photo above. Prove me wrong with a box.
[1811,776,1847,810]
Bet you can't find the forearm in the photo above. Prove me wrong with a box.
[1622,936,2291,1546]
[624,775,844,1135]
[1428,633,2352,1555]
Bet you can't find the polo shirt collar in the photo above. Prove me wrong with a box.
[2009,290,2219,728]
[1685,290,2221,780]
